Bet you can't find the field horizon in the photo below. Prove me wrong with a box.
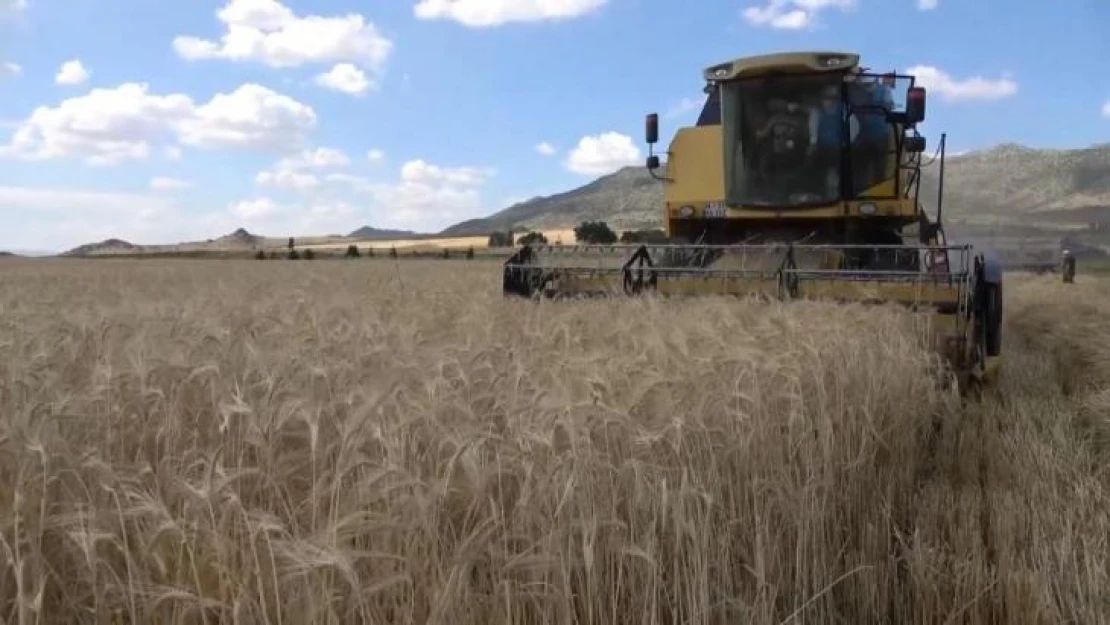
[0,259,1107,623]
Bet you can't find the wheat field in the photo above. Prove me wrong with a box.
[0,258,1108,624]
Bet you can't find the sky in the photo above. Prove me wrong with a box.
[0,0,1108,252]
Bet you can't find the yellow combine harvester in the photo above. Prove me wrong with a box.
[504,50,1003,390]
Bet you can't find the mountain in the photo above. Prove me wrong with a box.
[918,142,1110,224]
[216,228,261,247]
[63,238,139,256]
[439,166,662,236]
[348,225,418,239]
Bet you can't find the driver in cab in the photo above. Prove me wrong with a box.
[806,85,845,198]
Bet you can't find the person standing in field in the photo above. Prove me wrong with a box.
[1061,249,1076,283]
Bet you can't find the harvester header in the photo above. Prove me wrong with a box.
[503,49,1003,391]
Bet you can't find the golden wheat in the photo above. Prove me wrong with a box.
[0,258,1107,624]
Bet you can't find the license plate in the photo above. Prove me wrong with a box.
[704,203,727,217]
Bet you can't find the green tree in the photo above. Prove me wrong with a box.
[620,228,668,244]
[303,248,315,260]
[518,231,548,246]
[345,244,361,258]
[574,221,618,244]
[287,248,300,260]
[487,231,514,247]
[255,249,266,260]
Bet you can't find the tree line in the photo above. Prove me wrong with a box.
[253,222,670,260]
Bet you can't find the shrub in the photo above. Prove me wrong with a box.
[574,220,618,244]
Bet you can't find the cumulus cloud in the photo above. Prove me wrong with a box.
[367,148,384,163]
[564,131,641,175]
[1,61,20,77]
[0,184,183,251]
[906,65,1018,102]
[174,0,392,79]
[0,82,317,165]
[1,0,26,11]
[741,0,856,29]
[1101,100,1110,118]
[314,63,372,94]
[150,176,191,191]
[255,146,350,190]
[917,0,938,9]
[55,59,89,85]
[359,159,494,229]
[535,141,556,155]
[414,0,607,27]
[230,197,279,220]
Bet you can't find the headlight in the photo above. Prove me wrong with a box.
[678,205,695,218]
[859,202,877,215]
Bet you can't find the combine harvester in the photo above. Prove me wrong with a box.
[504,50,1003,391]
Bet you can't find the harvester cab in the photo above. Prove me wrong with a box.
[503,50,1003,389]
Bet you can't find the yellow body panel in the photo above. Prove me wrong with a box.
[704,51,861,81]
[663,127,724,206]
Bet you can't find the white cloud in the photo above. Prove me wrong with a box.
[55,59,90,85]
[230,197,279,220]
[361,159,494,229]
[314,62,372,94]
[535,141,556,155]
[367,148,384,163]
[400,159,492,186]
[414,0,607,26]
[176,84,316,149]
[0,184,181,252]
[1,0,26,11]
[0,185,174,213]
[255,146,350,190]
[664,96,702,120]
[163,146,183,160]
[906,65,1018,102]
[1101,100,1110,118]
[325,172,374,191]
[917,0,938,9]
[174,0,392,78]
[741,0,856,29]
[0,82,317,165]
[256,169,319,190]
[150,176,191,191]
[1,61,20,77]
[564,131,641,175]
[277,146,350,169]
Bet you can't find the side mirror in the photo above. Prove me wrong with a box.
[646,113,658,145]
[905,86,926,124]
[646,155,660,170]
[904,135,926,153]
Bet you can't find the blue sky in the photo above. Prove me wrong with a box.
[0,0,1108,252]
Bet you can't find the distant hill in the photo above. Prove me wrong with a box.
[64,228,264,257]
[918,142,1110,224]
[63,238,139,256]
[439,166,662,236]
[348,225,418,239]
[216,228,261,247]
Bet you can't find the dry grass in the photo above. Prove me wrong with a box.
[0,259,1108,624]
